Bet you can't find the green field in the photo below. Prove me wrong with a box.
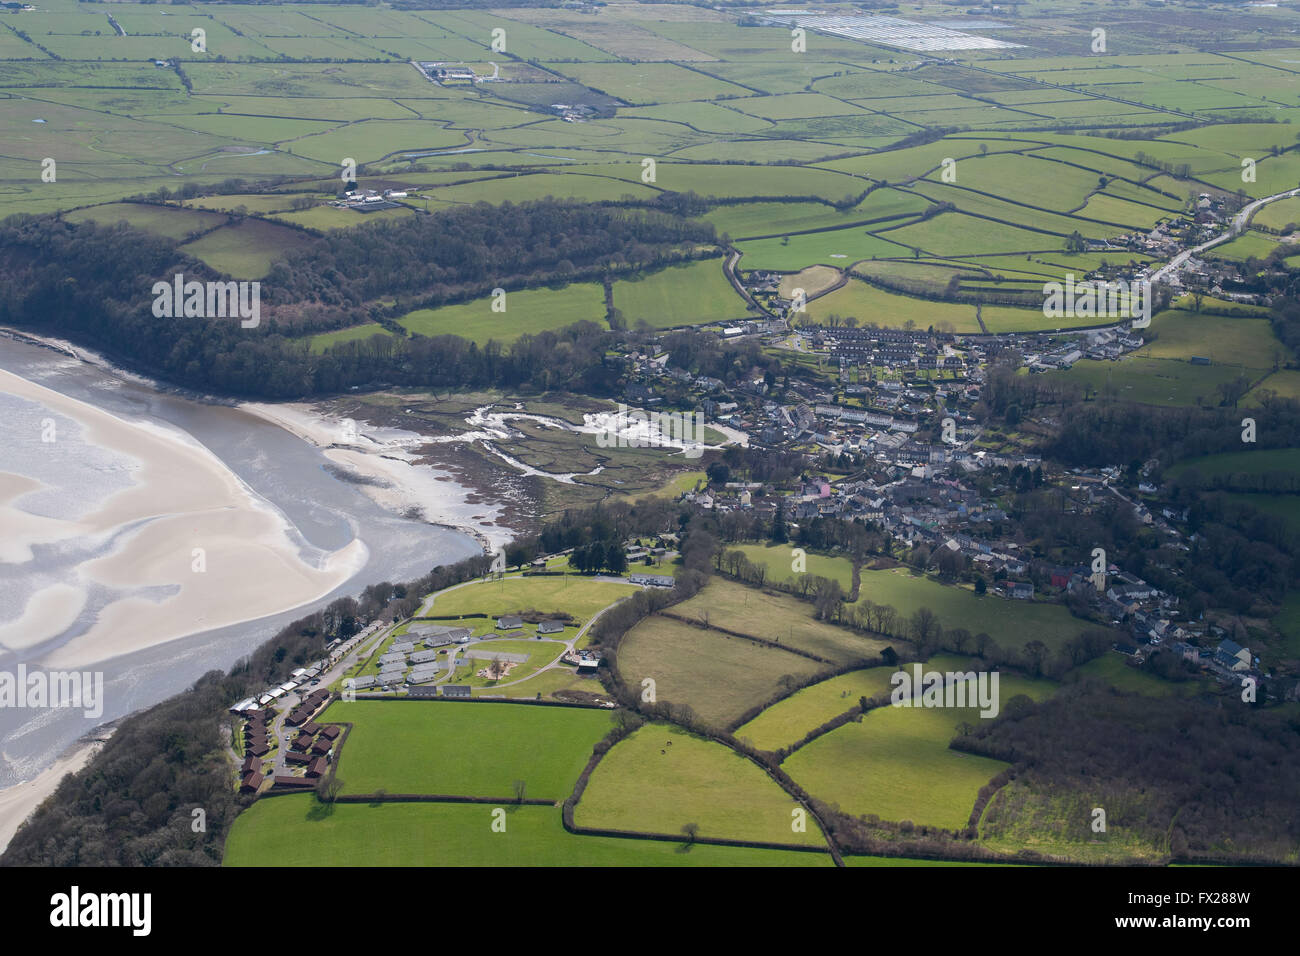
[735,666,899,752]
[1044,357,1256,407]
[398,282,607,345]
[1140,310,1288,369]
[1167,447,1300,482]
[617,614,826,729]
[856,568,1089,654]
[611,259,746,329]
[783,667,1056,830]
[1068,652,1198,697]
[64,202,228,241]
[575,723,827,847]
[730,543,854,591]
[421,573,637,623]
[179,219,317,279]
[224,798,831,866]
[308,323,397,354]
[783,703,1009,830]
[672,576,888,665]
[798,278,983,333]
[736,231,915,273]
[319,699,612,799]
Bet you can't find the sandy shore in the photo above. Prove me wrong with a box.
[242,401,513,552]
[1,368,367,670]
[0,730,111,853]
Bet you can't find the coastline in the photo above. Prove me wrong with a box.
[0,726,115,853]
[241,400,513,553]
[1,366,369,671]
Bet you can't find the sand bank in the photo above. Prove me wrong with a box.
[0,368,367,670]
[0,730,110,853]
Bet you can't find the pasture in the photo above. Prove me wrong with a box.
[856,568,1088,654]
[672,576,888,665]
[398,282,607,345]
[615,614,827,729]
[782,668,1056,830]
[727,543,855,591]
[611,259,746,329]
[224,798,831,867]
[420,573,637,624]
[317,699,612,799]
[575,723,827,847]
[178,219,317,279]
[735,666,899,752]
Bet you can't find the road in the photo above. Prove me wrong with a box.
[1150,186,1300,286]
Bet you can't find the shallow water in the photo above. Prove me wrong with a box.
[0,336,482,787]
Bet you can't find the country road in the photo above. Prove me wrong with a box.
[1150,185,1300,286]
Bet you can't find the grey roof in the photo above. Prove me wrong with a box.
[391,641,415,653]
[441,685,472,697]
[409,649,440,664]
[537,620,565,633]
[348,675,377,689]
[629,573,675,586]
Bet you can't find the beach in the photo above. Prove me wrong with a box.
[1,367,368,671]
[0,730,110,851]
[242,400,515,552]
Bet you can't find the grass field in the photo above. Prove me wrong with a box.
[575,723,827,847]
[611,259,746,329]
[782,666,1056,830]
[1166,447,1300,482]
[736,230,915,273]
[616,614,827,729]
[1139,310,1288,369]
[1274,591,1300,660]
[1068,652,1199,697]
[783,702,1009,830]
[735,666,899,752]
[421,573,637,624]
[798,278,983,332]
[318,699,612,799]
[178,219,317,279]
[671,576,888,665]
[729,543,854,591]
[398,282,607,345]
[1044,357,1255,407]
[856,568,1088,654]
[224,798,831,866]
[64,202,228,241]
[308,323,397,354]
